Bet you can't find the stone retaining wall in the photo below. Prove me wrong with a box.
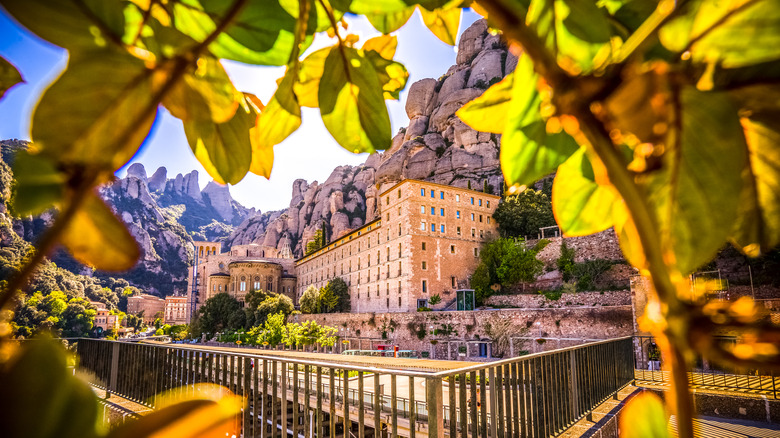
[486,290,631,308]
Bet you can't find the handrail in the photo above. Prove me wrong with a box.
[432,335,634,378]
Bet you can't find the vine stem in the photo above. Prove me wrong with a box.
[0,0,249,313]
[477,1,695,437]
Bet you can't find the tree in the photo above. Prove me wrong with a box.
[2,1,780,436]
[191,293,240,336]
[255,294,294,326]
[493,189,555,238]
[471,238,547,305]
[318,278,350,313]
[305,227,327,255]
[299,286,319,314]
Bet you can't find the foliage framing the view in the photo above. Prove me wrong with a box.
[0,1,779,438]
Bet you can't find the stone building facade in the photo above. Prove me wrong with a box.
[188,243,297,311]
[126,294,165,323]
[295,179,499,312]
[164,296,189,325]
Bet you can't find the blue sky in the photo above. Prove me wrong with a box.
[0,8,480,211]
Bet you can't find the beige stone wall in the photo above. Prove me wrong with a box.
[292,307,633,358]
[295,179,500,313]
[486,290,631,308]
[228,261,283,304]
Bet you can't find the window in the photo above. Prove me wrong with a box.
[456,194,460,202]
[386,248,390,261]
[456,210,460,219]
[420,221,426,231]
[387,298,390,307]
[431,223,436,232]
[440,224,445,233]
[422,261,427,270]
[451,276,456,288]
[487,217,491,224]
[430,206,435,215]
[212,284,216,291]
[387,213,390,221]
[398,223,402,236]
[474,248,479,257]
[398,297,402,307]
[422,242,426,250]
[450,245,455,254]
[487,201,491,208]
[440,208,444,216]
[421,188,425,196]
[479,214,483,223]
[417,299,428,309]
[398,243,402,257]
[470,197,474,205]
[480,230,484,238]
[422,280,427,293]
[398,189,401,198]
[218,285,222,291]
[398,206,401,215]
[430,189,434,198]
[386,196,390,205]
[457,226,461,236]
[440,192,444,199]
[479,199,483,206]
[471,213,475,221]
[471,228,476,237]
[421,205,425,214]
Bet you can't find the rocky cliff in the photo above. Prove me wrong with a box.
[226,19,511,256]
[0,140,254,295]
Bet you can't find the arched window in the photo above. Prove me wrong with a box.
[240,276,246,292]
[218,284,222,291]
[267,277,273,292]
[212,284,216,291]
[253,276,261,291]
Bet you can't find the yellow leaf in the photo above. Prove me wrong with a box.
[163,56,242,123]
[457,72,514,134]
[256,73,301,151]
[362,35,398,59]
[419,6,461,45]
[619,392,670,438]
[108,384,244,438]
[295,47,330,108]
[61,193,140,271]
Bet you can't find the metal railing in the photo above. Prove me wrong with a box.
[633,336,779,399]
[77,336,634,438]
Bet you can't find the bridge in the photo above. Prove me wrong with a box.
[77,337,635,438]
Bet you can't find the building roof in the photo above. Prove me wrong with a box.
[379,178,502,199]
[208,272,230,277]
[227,259,281,266]
[295,217,382,264]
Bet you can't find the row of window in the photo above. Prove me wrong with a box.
[419,222,490,239]
[418,187,491,208]
[419,208,491,224]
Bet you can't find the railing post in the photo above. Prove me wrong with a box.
[426,376,444,438]
[108,342,120,399]
[569,349,579,420]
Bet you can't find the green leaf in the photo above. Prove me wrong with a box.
[319,46,392,153]
[279,0,335,33]
[183,93,254,185]
[419,6,461,45]
[31,49,158,170]
[330,0,449,15]
[642,88,747,275]
[500,56,579,187]
[0,55,23,99]
[11,151,66,216]
[731,114,780,256]
[255,72,301,151]
[619,392,670,438]
[457,72,514,134]
[61,192,141,271]
[0,337,99,438]
[660,0,780,68]
[526,0,613,72]
[0,0,125,52]
[365,7,415,34]
[163,55,242,123]
[552,148,618,236]
[170,0,313,66]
